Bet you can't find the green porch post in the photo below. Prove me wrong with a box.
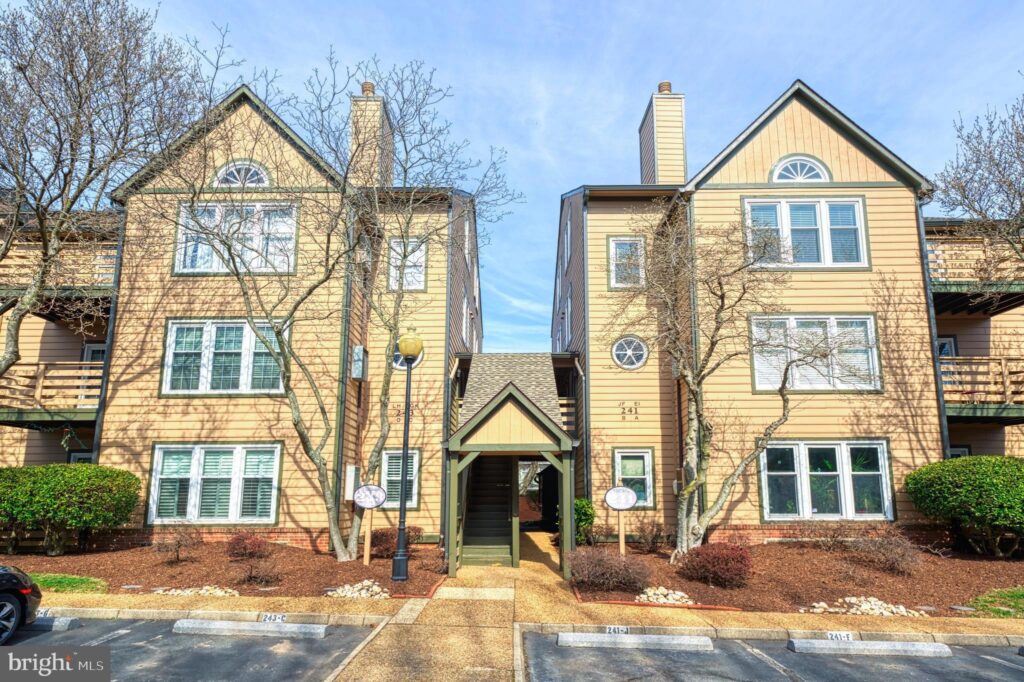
[447,452,459,577]
[511,456,519,568]
[560,450,572,580]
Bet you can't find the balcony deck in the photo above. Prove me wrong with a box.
[927,237,1024,314]
[0,361,103,426]
[0,241,117,296]
[940,356,1024,424]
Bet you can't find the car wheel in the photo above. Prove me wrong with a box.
[0,594,22,646]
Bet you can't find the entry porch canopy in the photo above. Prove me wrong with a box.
[446,356,577,578]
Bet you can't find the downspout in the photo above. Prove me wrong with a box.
[331,211,356,534]
[90,206,127,460]
[915,196,951,457]
[441,196,454,556]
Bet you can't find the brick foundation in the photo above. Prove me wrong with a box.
[706,522,948,545]
[87,527,334,553]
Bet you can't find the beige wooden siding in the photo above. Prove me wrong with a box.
[462,400,557,448]
[584,198,680,529]
[653,96,686,184]
[707,97,896,185]
[692,184,943,526]
[639,105,657,184]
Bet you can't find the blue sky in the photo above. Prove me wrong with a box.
[139,0,1024,351]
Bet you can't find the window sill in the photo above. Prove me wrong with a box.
[148,518,277,526]
[159,390,286,398]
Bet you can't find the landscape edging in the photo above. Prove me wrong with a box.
[570,584,743,611]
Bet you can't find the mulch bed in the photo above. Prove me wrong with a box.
[576,543,1024,617]
[9,542,446,598]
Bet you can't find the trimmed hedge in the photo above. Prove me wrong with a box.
[0,464,140,556]
[678,543,752,588]
[905,455,1024,558]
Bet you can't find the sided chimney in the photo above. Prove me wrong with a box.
[638,80,686,185]
[349,80,395,187]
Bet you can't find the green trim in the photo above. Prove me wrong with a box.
[455,451,482,474]
[560,450,573,579]
[385,235,429,293]
[754,436,896,523]
[611,447,657,510]
[379,448,424,512]
[0,408,97,425]
[605,234,646,291]
[169,199,301,278]
[946,404,1024,420]
[144,440,286,528]
[134,186,337,195]
[448,383,573,452]
[739,194,873,271]
[447,452,459,577]
[931,281,1024,294]
[539,450,564,474]
[157,316,290,398]
[747,311,885,395]
[511,455,520,568]
[767,153,834,183]
[0,286,112,299]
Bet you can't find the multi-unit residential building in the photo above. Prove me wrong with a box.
[1,78,1019,578]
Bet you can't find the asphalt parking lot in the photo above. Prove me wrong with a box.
[9,618,370,681]
[523,633,1024,681]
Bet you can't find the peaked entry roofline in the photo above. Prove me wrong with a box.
[683,79,934,198]
[448,381,574,453]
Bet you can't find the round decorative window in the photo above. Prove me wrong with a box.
[611,336,648,370]
[214,161,269,188]
[392,344,424,370]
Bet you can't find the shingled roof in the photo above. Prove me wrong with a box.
[458,353,562,428]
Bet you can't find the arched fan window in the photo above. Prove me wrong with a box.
[772,156,829,183]
[214,162,270,188]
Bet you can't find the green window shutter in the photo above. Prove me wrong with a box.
[384,451,415,504]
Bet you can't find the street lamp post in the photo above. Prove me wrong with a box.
[392,328,423,582]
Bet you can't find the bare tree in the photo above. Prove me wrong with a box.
[135,54,517,561]
[612,197,876,558]
[935,83,1024,286]
[0,0,202,375]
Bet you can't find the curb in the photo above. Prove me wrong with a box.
[558,632,715,651]
[516,622,1021,647]
[787,638,952,657]
[38,606,388,627]
[570,585,743,611]
[172,618,327,639]
[23,617,81,632]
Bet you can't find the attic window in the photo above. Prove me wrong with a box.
[772,156,829,183]
[215,162,269,188]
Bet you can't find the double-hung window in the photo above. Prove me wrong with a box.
[164,321,283,394]
[752,315,879,391]
[564,214,572,272]
[744,198,866,267]
[609,237,644,287]
[388,238,426,290]
[761,441,891,520]
[462,293,470,347]
[381,449,420,508]
[613,449,654,508]
[176,203,296,274]
[150,444,280,523]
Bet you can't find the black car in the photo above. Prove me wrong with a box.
[0,566,41,645]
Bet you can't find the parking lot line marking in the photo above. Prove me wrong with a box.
[977,654,1024,673]
[737,641,806,682]
[84,628,132,646]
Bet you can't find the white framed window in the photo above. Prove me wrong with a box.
[771,156,829,183]
[149,444,280,524]
[937,336,958,357]
[752,315,879,391]
[388,238,426,290]
[761,441,891,520]
[564,213,572,272]
[164,321,283,394]
[745,198,866,267]
[609,237,644,287]
[612,336,649,370]
[382,449,420,508]
[69,451,96,464]
[462,292,470,347]
[464,212,472,266]
[214,161,270,188]
[176,203,295,274]
[613,449,654,508]
[564,283,572,347]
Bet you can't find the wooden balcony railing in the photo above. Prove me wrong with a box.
[0,361,104,411]
[940,356,1024,405]
[0,241,117,291]
[559,397,576,434]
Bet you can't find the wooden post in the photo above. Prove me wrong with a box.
[618,509,625,556]
[447,453,459,577]
[560,451,572,580]
[362,507,373,566]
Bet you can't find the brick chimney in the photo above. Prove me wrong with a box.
[638,80,686,185]
[349,80,394,186]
